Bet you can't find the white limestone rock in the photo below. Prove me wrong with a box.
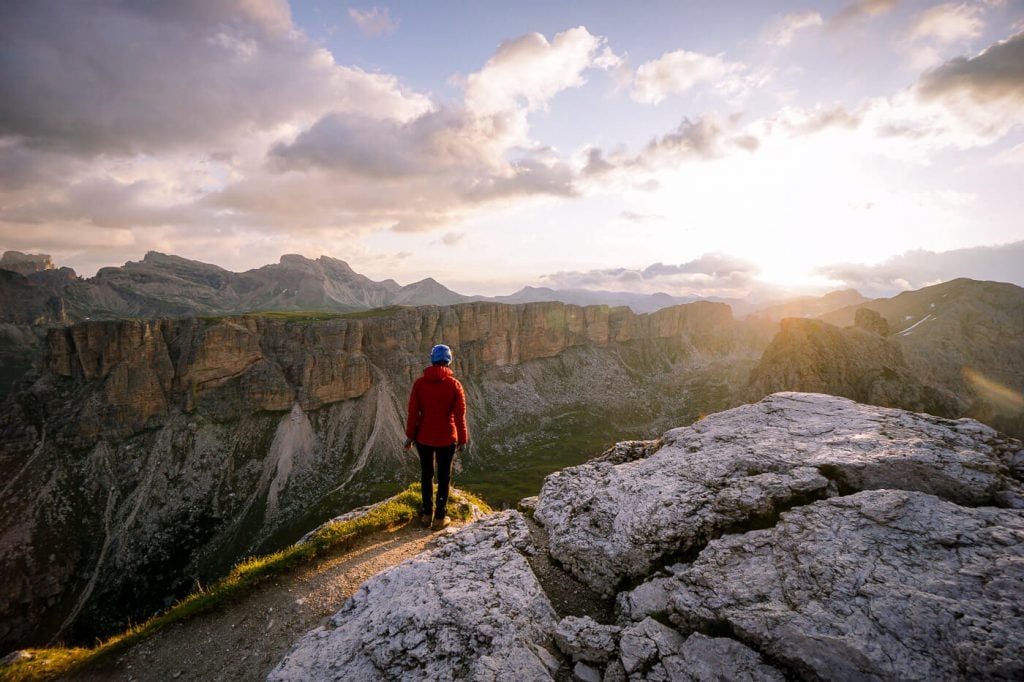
[621,490,1024,681]
[554,616,620,663]
[268,511,559,681]
[617,619,784,682]
[534,392,1023,595]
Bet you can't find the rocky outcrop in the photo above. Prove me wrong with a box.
[0,251,55,276]
[622,490,1024,680]
[0,299,766,651]
[534,392,1022,596]
[270,394,1024,680]
[853,307,888,335]
[747,317,959,419]
[268,512,559,681]
[818,278,1024,438]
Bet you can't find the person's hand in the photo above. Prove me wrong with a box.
[404,438,413,450]
[456,442,466,453]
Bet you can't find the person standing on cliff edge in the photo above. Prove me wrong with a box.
[404,344,468,531]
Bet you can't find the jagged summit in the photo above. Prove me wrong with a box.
[271,393,1024,680]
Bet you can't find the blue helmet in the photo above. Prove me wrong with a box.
[430,344,453,364]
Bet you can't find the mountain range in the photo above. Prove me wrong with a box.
[1,249,1022,657]
[0,250,861,325]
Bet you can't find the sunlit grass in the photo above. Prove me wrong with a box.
[1,484,489,681]
[199,305,412,324]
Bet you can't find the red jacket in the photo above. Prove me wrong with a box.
[406,365,468,447]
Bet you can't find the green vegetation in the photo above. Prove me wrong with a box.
[199,305,411,325]
[0,484,489,682]
[460,409,642,508]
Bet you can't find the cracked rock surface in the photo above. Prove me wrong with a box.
[269,393,1023,681]
[534,392,1023,596]
[621,489,1024,680]
[267,511,558,681]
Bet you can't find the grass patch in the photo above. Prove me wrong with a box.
[200,306,412,325]
[1,484,487,682]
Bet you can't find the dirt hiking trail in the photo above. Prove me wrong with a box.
[62,522,450,681]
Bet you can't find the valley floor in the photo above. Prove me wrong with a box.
[61,523,444,681]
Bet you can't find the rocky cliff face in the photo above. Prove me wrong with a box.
[0,300,767,652]
[749,279,1024,439]
[271,393,1024,681]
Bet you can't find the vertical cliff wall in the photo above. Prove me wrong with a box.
[0,301,769,652]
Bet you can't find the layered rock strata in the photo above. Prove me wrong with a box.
[0,300,760,651]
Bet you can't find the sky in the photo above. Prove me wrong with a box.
[1,0,1022,298]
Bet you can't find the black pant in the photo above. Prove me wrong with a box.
[416,443,455,520]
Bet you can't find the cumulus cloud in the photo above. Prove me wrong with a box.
[765,12,824,47]
[0,13,625,261]
[817,241,1024,295]
[349,7,398,36]
[465,27,619,117]
[902,3,985,69]
[631,50,747,104]
[908,2,984,44]
[241,26,618,230]
[540,253,761,296]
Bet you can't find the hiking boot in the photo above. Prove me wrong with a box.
[419,514,432,528]
[430,516,451,531]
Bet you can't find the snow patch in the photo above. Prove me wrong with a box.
[897,313,933,336]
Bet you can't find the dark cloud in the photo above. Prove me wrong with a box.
[817,241,1024,296]
[917,31,1024,105]
[583,148,615,176]
[268,105,577,213]
[0,0,424,155]
[642,115,725,161]
[270,108,478,178]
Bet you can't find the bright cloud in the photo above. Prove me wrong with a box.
[465,26,619,116]
[908,3,984,43]
[1,1,1022,293]
[631,50,747,104]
